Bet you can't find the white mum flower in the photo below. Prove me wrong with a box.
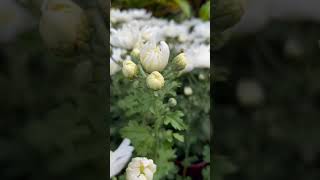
[126,9,152,20]
[184,44,210,71]
[110,138,134,178]
[112,48,127,62]
[126,157,157,180]
[140,41,170,73]
[111,8,131,23]
[111,24,140,50]
[110,59,121,75]
[192,21,210,40]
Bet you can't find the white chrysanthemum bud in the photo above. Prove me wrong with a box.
[122,60,138,79]
[130,48,140,59]
[198,73,206,80]
[110,138,134,178]
[146,71,165,90]
[140,41,170,73]
[39,0,90,54]
[126,157,157,180]
[184,86,193,96]
[168,98,177,107]
[173,53,187,70]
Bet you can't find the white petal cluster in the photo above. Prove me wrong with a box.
[110,138,134,178]
[126,157,157,180]
[110,8,210,75]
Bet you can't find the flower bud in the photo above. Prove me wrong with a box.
[39,0,90,55]
[184,86,193,96]
[140,41,170,73]
[122,60,138,79]
[146,71,165,90]
[168,98,177,107]
[198,73,206,80]
[130,48,140,59]
[173,53,187,70]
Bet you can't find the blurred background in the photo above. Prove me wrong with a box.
[214,0,320,180]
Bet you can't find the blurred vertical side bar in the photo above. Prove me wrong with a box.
[0,0,108,179]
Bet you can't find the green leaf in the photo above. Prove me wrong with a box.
[120,121,155,156]
[154,147,177,180]
[203,145,210,162]
[164,111,187,131]
[174,0,191,18]
[199,1,210,21]
[173,133,184,142]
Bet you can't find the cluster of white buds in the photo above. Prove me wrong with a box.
[121,40,188,91]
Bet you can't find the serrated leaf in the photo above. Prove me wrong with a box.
[120,121,155,156]
[164,111,187,130]
[173,133,184,142]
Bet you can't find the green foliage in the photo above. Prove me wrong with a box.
[121,121,155,156]
[199,0,210,21]
[112,53,187,179]
[174,0,192,18]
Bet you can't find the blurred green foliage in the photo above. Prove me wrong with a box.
[111,0,210,20]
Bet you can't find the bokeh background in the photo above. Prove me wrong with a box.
[214,0,320,180]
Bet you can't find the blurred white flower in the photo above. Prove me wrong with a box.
[112,48,127,62]
[110,59,121,75]
[184,86,193,96]
[236,79,265,106]
[140,41,170,73]
[0,0,35,43]
[111,24,140,50]
[184,44,210,71]
[39,0,89,53]
[126,157,157,180]
[110,138,134,178]
[192,21,210,40]
[111,8,151,23]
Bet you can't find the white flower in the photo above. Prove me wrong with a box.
[110,138,134,178]
[0,0,35,43]
[112,48,127,62]
[111,8,151,23]
[110,59,121,75]
[111,24,140,50]
[184,44,210,71]
[126,157,157,180]
[192,21,210,40]
[140,41,170,73]
[39,0,89,53]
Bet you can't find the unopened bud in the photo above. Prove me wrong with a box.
[131,48,140,59]
[168,98,177,107]
[146,71,165,90]
[122,60,138,79]
[173,53,187,70]
[184,86,193,96]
